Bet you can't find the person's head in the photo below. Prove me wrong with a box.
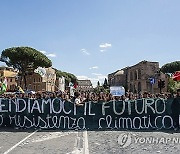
[138,93,143,99]
[36,93,42,99]
[129,93,134,100]
[98,92,104,100]
[57,92,62,98]
[143,91,148,98]
[50,93,54,98]
[74,92,80,98]
[115,96,120,101]
[121,95,126,101]
[125,92,129,98]
[65,94,70,100]
[19,93,24,98]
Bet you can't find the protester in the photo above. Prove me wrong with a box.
[171,89,180,131]
[74,91,84,106]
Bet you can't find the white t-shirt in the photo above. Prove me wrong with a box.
[75,98,82,105]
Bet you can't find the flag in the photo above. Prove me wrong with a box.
[0,77,7,94]
[149,78,155,84]
[18,86,25,93]
[34,67,46,77]
[172,71,180,81]
[3,77,7,88]
[69,82,73,87]
[74,82,78,89]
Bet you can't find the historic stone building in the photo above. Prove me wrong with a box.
[19,67,57,92]
[108,70,127,88]
[126,61,161,93]
[108,60,168,93]
[76,80,93,92]
[0,66,18,91]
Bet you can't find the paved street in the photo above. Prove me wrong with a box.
[0,128,180,154]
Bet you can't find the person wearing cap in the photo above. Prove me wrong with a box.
[171,89,180,131]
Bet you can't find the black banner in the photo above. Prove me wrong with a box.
[0,98,177,130]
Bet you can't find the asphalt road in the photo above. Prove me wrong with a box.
[0,128,180,154]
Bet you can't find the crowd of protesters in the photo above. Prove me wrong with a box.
[0,89,179,104]
[73,90,180,106]
[0,89,180,130]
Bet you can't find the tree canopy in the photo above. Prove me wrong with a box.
[103,78,108,89]
[54,68,77,85]
[1,47,52,72]
[0,47,52,89]
[161,61,180,73]
[97,81,100,87]
[167,78,180,93]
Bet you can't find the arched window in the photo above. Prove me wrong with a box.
[134,70,137,80]
[130,84,133,92]
[134,85,137,93]
[138,69,141,79]
[130,72,133,80]
[138,82,141,93]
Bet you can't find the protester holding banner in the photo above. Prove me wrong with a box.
[171,89,180,130]
[74,91,84,106]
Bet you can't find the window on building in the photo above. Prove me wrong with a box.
[134,71,137,80]
[29,84,32,90]
[134,85,137,93]
[38,85,41,91]
[138,69,141,79]
[34,85,36,91]
[146,81,151,93]
[34,78,36,83]
[12,84,15,91]
[138,82,141,93]
[130,72,133,80]
[10,79,12,82]
[130,84,133,92]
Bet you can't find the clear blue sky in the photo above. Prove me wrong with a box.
[0,0,180,86]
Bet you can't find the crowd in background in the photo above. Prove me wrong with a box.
[0,89,179,104]
[73,90,180,106]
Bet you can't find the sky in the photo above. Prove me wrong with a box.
[0,0,180,86]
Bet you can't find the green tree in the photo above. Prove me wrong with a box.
[168,78,180,94]
[0,47,52,89]
[161,61,180,73]
[97,81,100,87]
[54,68,77,86]
[103,78,108,89]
